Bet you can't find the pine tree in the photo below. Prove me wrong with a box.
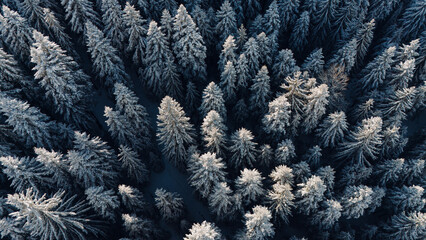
[236,24,247,49]
[318,64,349,111]
[381,125,407,158]
[42,8,74,53]
[188,152,227,198]
[311,0,340,45]
[292,161,312,183]
[259,144,273,167]
[216,0,237,42]
[0,95,53,148]
[302,84,329,133]
[264,1,281,35]
[236,168,265,205]
[34,147,70,189]
[277,0,300,31]
[201,111,227,156]
[400,0,426,41]
[229,128,258,168]
[154,188,184,221]
[296,175,326,215]
[6,188,102,240]
[275,139,296,165]
[144,20,173,97]
[113,83,151,147]
[382,87,417,125]
[191,6,215,48]
[382,211,426,240]
[316,166,335,193]
[31,30,93,128]
[122,214,159,240]
[262,95,291,138]
[219,35,237,72]
[360,46,396,91]
[242,0,261,19]
[256,32,273,67]
[0,6,34,62]
[0,156,51,192]
[336,117,383,166]
[328,38,358,73]
[340,185,373,219]
[367,0,399,22]
[387,185,425,212]
[18,0,45,30]
[61,0,99,34]
[354,19,375,68]
[369,186,386,213]
[118,184,146,212]
[85,21,128,87]
[302,48,325,77]
[241,206,275,240]
[123,3,147,65]
[270,165,294,185]
[185,81,200,115]
[331,0,362,43]
[304,145,322,168]
[401,159,425,185]
[208,182,239,220]
[250,66,272,113]
[289,11,310,52]
[200,82,227,119]
[220,61,237,102]
[272,49,299,87]
[118,145,149,184]
[163,55,182,100]
[374,158,405,186]
[100,0,126,51]
[0,48,33,98]
[390,59,415,90]
[104,106,140,149]
[85,186,119,221]
[160,9,173,41]
[184,221,222,240]
[173,5,207,80]
[267,183,295,223]
[311,199,342,229]
[157,96,195,168]
[395,39,420,63]
[243,37,260,78]
[237,53,250,88]
[66,131,118,188]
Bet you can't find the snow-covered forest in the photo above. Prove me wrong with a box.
[0,0,425,239]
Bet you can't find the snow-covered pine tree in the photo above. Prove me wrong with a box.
[292,161,312,183]
[302,48,325,77]
[188,152,227,198]
[382,211,426,240]
[104,106,141,150]
[328,38,358,73]
[250,66,271,114]
[191,6,215,48]
[262,95,291,138]
[256,32,273,68]
[34,147,70,189]
[6,188,102,240]
[311,199,342,230]
[374,158,405,186]
[318,64,349,111]
[219,35,237,72]
[0,156,51,192]
[316,166,336,194]
[311,0,340,45]
[42,8,74,53]
[401,159,425,185]
[304,145,322,168]
[275,139,296,165]
[302,84,329,134]
[118,145,149,184]
[277,0,299,32]
[380,125,407,158]
[122,214,159,239]
[360,46,396,91]
[296,175,327,215]
[220,61,237,102]
[200,82,227,120]
[259,144,273,167]
[61,0,99,34]
[31,30,93,128]
[201,111,227,156]
[340,185,373,219]
[367,0,399,22]
[216,0,237,43]
[160,9,173,41]
[0,95,53,148]
[123,3,147,65]
[236,168,265,205]
[0,6,34,62]
[66,131,118,188]
[100,0,126,51]
[330,0,362,44]
[240,205,275,240]
[270,165,294,185]
[184,221,222,240]
[236,53,250,89]
[242,37,261,78]
[229,128,258,168]
[118,184,146,213]
[272,49,299,87]
[185,81,200,116]
[85,21,128,87]
[289,11,310,52]
[390,59,416,90]
[173,5,207,80]
[400,0,426,41]
[18,0,45,31]
[157,96,195,168]
[336,117,383,166]
[267,182,295,223]
[85,186,119,222]
[113,83,151,146]
[208,182,239,220]
[354,19,375,69]
[387,185,425,212]
[263,1,281,35]
[155,188,184,222]
[382,87,417,126]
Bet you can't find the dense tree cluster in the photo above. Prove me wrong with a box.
[0,1,425,240]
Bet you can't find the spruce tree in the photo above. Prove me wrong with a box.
[61,0,99,34]
[200,82,227,120]
[201,110,227,156]
[354,19,376,69]
[118,184,146,213]
[219,35,237,72]
[229,128,258,168]
[160,9,173,41]
[0,48,33,98]
[220,61,237,102]
[208,182,239,220]
[184,221,222,240]
[34,147,71,189]
[272,49,299,87]
[42,8,74,53]
[328,38,358,73]
[216,0,237,42]
[360,46,396,91]
[367,0,399,22]
[262,95,291,138]
[277,0,300,31]
[18,0,45,30]
[311,199,342,230]
[85,21,128,87]
[302,84,329,133]
[340,185,373,219]
[289,11,310,52]
[270,165,294,186]
[400,0,426,41]
[155,188,184,222]
[264,1,281,35]
[250,66,272,114]
[123,3,147,65]
[157,96,195,168]
[296,175,326,215]
[85,186,119,222]
[100,0,126,50]
[275,139,296,165]
[242,37,260,78]
[311,0,340,45]
[302,48,325,77]
[237,53,250,89]
[31,30,93,128]
[118,145,149,184]
[267,183,295,223]
[240,206,275,240]
[191,6,215,48]
[316,113,348,148]
[236,168,265,205]
[173,5,207,80]
[387,185,425,212]
[382,87,417,125]
[382,211,426,240]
